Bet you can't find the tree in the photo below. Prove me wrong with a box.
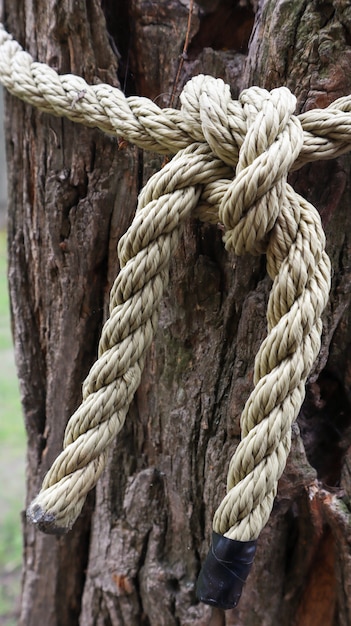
[2,0,351,624]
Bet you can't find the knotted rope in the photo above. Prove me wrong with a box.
[0,24,340,548]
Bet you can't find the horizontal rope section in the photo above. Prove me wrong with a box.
[0,24,335,540]
[1,24,351,172]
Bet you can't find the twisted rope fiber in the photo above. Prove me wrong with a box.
[0,25,334,540]
[2,23,351,167]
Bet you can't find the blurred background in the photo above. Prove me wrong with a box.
[0,86,25,626]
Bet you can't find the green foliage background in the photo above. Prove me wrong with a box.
[0,230,25,626]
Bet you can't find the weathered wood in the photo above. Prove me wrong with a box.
[3,2,138,624]
[3,1,351,624]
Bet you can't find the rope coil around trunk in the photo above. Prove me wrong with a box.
[0,24,333,542]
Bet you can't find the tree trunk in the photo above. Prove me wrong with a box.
[2,1,351,625]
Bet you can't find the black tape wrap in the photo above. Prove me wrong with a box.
[196,531,257,609]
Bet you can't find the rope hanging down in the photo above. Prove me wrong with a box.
[0,23,345,608]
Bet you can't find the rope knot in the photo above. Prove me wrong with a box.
[180,77,304,256]
[218,86,304,256]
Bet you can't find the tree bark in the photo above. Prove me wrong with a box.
[2,1,351,625]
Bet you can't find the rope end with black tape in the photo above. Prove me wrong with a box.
[196,532,257,609]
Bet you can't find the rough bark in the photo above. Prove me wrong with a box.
[2,0,351,625]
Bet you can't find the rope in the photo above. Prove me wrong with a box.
[2,23,351,168]
[0,24,335,541]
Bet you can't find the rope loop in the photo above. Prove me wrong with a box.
[180,74,243,166]
[220,86,304,256]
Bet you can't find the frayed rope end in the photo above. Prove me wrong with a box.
[26,501,71,536]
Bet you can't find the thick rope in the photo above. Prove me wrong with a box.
[30,142,230,531]
[2,24,351,169]
[0,25,335,540]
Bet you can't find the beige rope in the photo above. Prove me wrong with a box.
[30,142,230,531]
[2,24,351,168]
[0,25,334,540]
